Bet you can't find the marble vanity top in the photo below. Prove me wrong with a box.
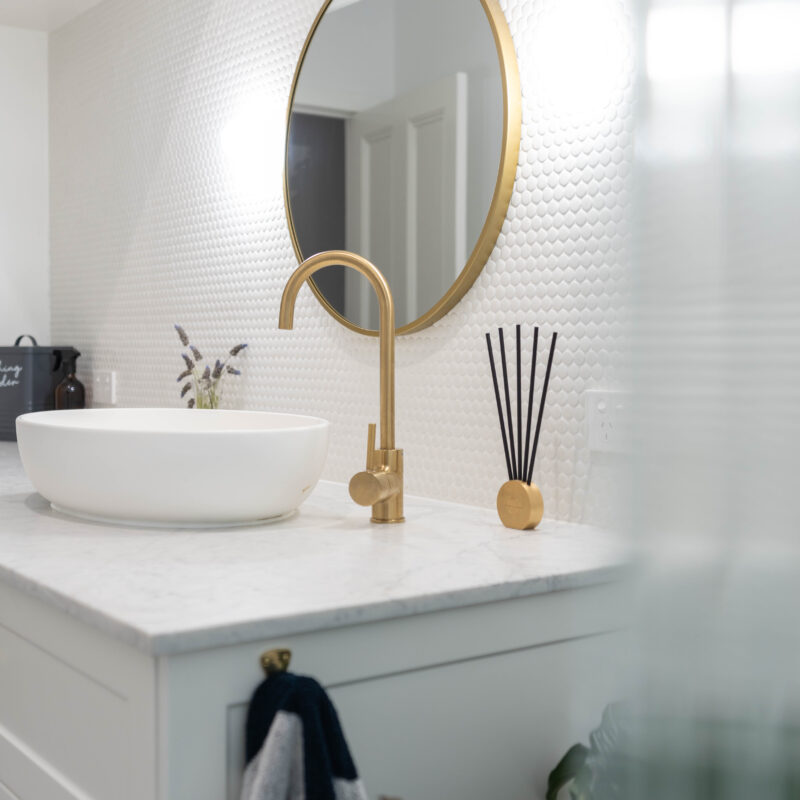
[0,442,628,656]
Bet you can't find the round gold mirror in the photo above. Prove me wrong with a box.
[284,0,520,335]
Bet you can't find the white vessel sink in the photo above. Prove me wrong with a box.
[16,408,329,527]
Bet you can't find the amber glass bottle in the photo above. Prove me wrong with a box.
[55,352,85,410]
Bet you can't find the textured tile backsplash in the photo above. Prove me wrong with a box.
[49,0,632,522]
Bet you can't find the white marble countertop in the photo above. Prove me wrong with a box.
[0,442,628,656]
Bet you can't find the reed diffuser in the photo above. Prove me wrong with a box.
[486,324,557,530]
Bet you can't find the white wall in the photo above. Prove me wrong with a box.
[0,25,49,345]
[49,0,632,524]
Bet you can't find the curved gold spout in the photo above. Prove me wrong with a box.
[278,250,395,449]
[279,251,404,522]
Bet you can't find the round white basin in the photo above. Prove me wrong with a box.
[16,408,329,527]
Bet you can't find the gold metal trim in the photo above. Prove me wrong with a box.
[283,0,522,337]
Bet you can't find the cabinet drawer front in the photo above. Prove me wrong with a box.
[159,583,626,800]
[0,622,124,799]
[0,722,88,800]
[0,583,156,800]
[0,778,21,800]
[330,633,626,800]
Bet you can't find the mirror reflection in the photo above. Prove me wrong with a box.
[286,0,505,331]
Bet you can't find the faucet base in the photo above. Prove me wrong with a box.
[349,440,404,523]
[368,447,403,523]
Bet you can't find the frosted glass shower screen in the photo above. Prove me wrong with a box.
[625,0,800,797]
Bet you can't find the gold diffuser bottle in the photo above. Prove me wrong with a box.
[486,325,557,531]
[497,479,544,531]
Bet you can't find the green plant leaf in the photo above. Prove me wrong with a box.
[547,743,589,800]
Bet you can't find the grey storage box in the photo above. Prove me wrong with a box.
[0,335,79,441]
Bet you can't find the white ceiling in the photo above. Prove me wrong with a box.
[0,0,105,32]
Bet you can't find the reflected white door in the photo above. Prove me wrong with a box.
[345,73,467,328]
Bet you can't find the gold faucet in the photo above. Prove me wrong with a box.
[278,250,404,523]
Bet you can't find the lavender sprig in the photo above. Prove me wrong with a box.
[174,324,247,410]
[175,325,190,347]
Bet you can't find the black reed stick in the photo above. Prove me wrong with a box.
[498,328,517,479]
[527,331,557,485]
[522,326,538,481]
[516,325,523,480]
[485,333,513,480]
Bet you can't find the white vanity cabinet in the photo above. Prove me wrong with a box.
[0,580,624,800]
[0,445,627,800]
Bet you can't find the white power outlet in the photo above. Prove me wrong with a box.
[92,370,117,406]
[585,390,629,453]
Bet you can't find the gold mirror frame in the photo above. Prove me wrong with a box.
[283,0,521,337]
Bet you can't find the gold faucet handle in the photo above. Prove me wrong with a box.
[349,469,402,507]
[365,422,377,469]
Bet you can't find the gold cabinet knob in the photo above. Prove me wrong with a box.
[349,470,402,507]
[260,648,291,675]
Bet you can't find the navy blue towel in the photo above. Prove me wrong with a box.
[241,672,368,800]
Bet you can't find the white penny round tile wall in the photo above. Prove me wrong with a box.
[50,0,633,523]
